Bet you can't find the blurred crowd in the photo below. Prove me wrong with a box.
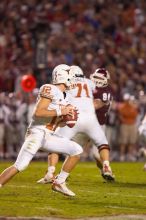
[0,0,146,161]
[0,90,38,159]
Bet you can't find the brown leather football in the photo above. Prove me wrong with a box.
[62,108,78,128]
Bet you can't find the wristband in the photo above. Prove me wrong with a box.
[55,105,62,116]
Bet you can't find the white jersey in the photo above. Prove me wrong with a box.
[29,84,69,131]
[14,83,83,171]
[67,77,95,113]
[57,77,108,148]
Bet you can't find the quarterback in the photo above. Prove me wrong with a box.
[0,64,83,197]
[37,66,115,184]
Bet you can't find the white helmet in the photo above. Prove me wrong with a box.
[90,68,110,88]
[52,64,75,89]
[70,65,84,77]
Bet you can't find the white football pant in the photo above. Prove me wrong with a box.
[14,126,83,171]
[57,112,108,148]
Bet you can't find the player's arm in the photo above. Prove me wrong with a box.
[35,97,58,117]
[93,99,109,110]
[35,97,75,117]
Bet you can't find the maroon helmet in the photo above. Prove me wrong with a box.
[90,68,110,88]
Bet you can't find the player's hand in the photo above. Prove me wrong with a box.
[61,105,76,116]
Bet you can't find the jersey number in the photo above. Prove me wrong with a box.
[102,93,111,102]
[76,83,90,97]
[42,86,51,95]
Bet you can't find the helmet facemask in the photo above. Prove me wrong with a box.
[90,68,110,88]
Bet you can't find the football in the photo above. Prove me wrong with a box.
[63,108,78,128]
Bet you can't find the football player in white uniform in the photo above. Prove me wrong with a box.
[37,65,115,184]
[0,64,83,197]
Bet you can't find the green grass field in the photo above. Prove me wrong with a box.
[0,161,146,219]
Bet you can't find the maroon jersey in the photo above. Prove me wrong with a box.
[93,85,113,125]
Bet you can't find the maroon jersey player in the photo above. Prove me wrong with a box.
[93,85,113,125]
[89,68,115,181]
[90,68,113,125]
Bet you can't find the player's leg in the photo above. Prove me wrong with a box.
[37,153,59,184]
[72,132,91,160]
[43,134,83,196]
[0,150,34,187]
[86,117,115,181]
[43,133,83,172]
[72,131,104,177]
[72,132,104,174]
[37,126,78,184]
[0,127,45,187]
[52,151,81,197]
[92,144,103,169]
[0,166,18,187]
[92,143,115,181]
[98,147,113,176]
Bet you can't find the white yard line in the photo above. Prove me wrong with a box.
[107,192,146,198]
[8,184,46,189]
[104,205,135,210]
[78,189,146,198]
[35,206,61,212]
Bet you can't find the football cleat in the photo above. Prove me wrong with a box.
[102,164,115,181]
[37,173,54,184]
[52,180,75,196]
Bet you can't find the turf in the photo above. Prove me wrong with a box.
[0,161,146,218]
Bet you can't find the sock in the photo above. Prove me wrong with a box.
[48,166,55,174]
[103,160,109,167]
[45,166,56,179]
[56,170,69,184]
